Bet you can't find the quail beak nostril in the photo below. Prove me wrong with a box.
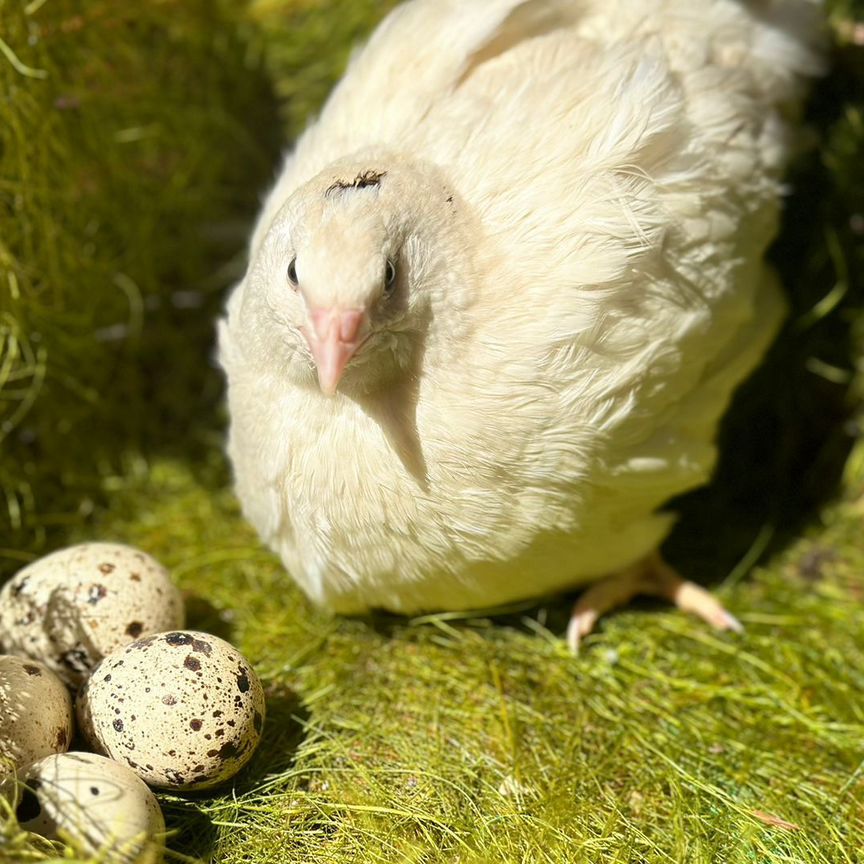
[339,309,364,342]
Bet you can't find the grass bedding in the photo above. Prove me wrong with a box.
[1,0,864,861]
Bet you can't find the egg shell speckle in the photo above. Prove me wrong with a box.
[0,656,73,777]
[77,630,265,791]
[12,751,165,863]
[0,543,185,686]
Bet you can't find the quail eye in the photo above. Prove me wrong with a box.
[287,257,299,289]
[384,258,397,295]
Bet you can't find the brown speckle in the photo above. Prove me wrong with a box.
[325,169,386,197]
[184,655,201,672]
[125,621,143,638]
[87,584,108,604]
[98,563,115,575]
[191,637,212,655]
[23,664,41,677]
[218,741,240,761]
[190,719,203,731]
[162,694,177,706]
[113,718,124,732]
[237,670,250,693]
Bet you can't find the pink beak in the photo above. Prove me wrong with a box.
[303,306,367,395]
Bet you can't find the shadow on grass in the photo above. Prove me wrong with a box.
[184,594,237,645]
[249,685,310,783]
[160,801,220,864]
[160,683,308,862]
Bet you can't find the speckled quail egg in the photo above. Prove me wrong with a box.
[77,630,265,791]
[11,751,164,863]
[0,543,184,686]
[0,656,73,777]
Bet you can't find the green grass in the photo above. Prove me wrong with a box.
[0,0,279,569]
[2,1,864,862]
[5,448,862,863]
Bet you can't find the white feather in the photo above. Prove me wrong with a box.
[220,0,823,613]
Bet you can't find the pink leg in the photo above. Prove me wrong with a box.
[567,553,742,653]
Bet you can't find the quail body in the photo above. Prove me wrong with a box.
[220,0,822,642]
